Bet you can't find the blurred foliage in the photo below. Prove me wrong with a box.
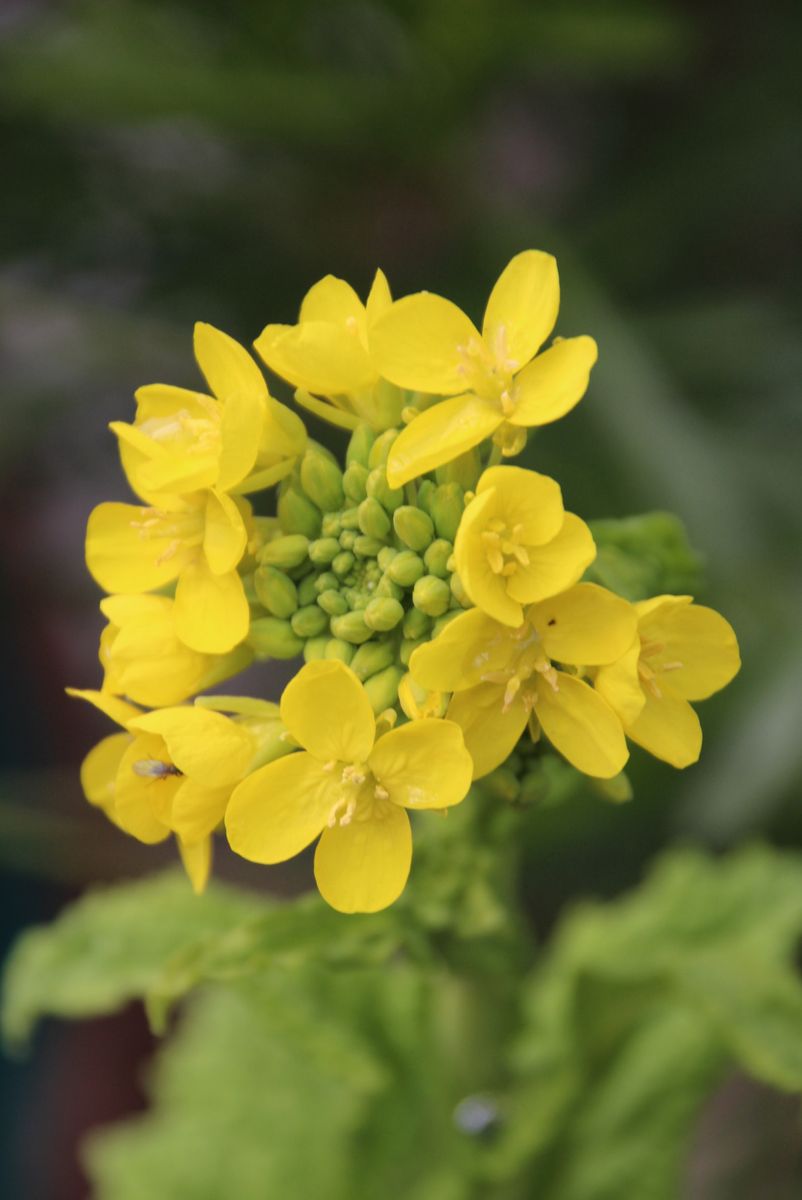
[585,512,702,601]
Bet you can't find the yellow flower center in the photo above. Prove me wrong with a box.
[139,395,221,459]
[481,620,560,712]
[321,759,391,827]
[129,505,205,566]
[481,517,530,578]
[637,638,684,699]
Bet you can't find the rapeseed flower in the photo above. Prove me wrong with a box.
[225,660,473,913]
[594,595,740,767]
[410,583,636,780]
[370,250,597,486]
[454,465,596,625]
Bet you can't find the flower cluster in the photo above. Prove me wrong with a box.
[71,251,740,911]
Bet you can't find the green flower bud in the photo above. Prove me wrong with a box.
[339,530,357,551]
[291,604,329,638]
[343,461,369,502]
[321,512,342,538]
[339,505,361,530]
[367,428,399,469]
[278,484,322,539]
[430,483,464,542]
[387,549,425,587]
[343,588,368,611]
[412,574,451,617]
[330,611,373,645]
[399,636,426,666]
[303,636,329,663]
[313,571,338,595]
[449,571,472,608]
[260,534,310,570]
[350,640,395,681]
[363,665,404,714]
[416,479,436,516]
[346,423,375,467]
[366,468,404,513]
[253,565,299,618]
[423,538,453,579]
[297,573,318,606]
[375,575,404,601]
[354,535,384,558]
[364,596,404,632]
[248,617,304,660]
[393,505,434,552]
[431,609,461,638]
[241,572,260,608]
[358,496,391,541]
[318,588,348,616]
[300,450,344,513]
[377,546,398,572]
[402,606,431,640]
[324,638,354,664]
[480,766,521,803]
[435,447,480,491]
[332,550,355,578]
[593,772,633,805]
[308,537,340,565]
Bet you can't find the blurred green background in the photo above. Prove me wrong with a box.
[1,1,801,1196]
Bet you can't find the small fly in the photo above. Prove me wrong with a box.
[132,758,183,780]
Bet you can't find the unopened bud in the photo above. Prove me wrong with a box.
[368,428,399,469]
[300,450,344,512]
[450,571,472,608]
[593,771,633,805]
[297,573,318,606]
[429,483,464,542]
[340,506,361,531]
[377,546,397,572]
[260,534,310,570]
[346,423,375,468]
[303,636,329,662]
[313,571,338,595]
[248,617,304,660]
[321,512,341,538]
[402,607,431,640]
[332,550,355,578]
[253,565,298,618]
[343,462,369,502]
[363,665,403,713]
[350,639,395,681]
[330,611,373,645]
[399,636,426,666]
[339,530,357,551]
[364,596,404,632]
[387,549,425,587]
[375,575,403,601]
[277,485,322,539]
[393,505,434,552]
[424,538,453,579]
[412,575,451,617]
[308,537,340,565]
[431,610,460,638]
[366,468,404,513]
[291,604,329,638]
[324,638,354,664]
[354,535,384,558]
[435,447,480,491]
[358,497,391,541]
[318,588,348,616]
[416,479,436,516]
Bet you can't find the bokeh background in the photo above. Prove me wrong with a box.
[1,1,801,1195]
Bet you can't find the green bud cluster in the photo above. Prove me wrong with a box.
[246,430,473,711]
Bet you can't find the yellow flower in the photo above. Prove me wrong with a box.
[99,594,252,707]
[86,489,252,654]
[254,271,406,431]
[454,465,596,625]
[69,690,285,893]
[595,595,740,768]
[370,250,597,486]
[225,660,473,913]
[410,583,637,780]
[113,322,306,502]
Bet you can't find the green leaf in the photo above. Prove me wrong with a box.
[585,511,702,600]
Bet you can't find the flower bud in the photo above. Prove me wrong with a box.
[343,462,369,502]
[429,483,464,542]
[321,512,342,538]
[330,611,373,645]
[387,549,425,587]
[248,617,304,660]
[297,573,318,606]
[291,604,328,639]
[363,665,404,714]
[354,535,384,558]
[300,450,344,512]
[308,537,340,565]
[368,428,399,469]
[350,639,395,681]
[402,606,431,640]
[346,423,376,467]
[431,610,460,638]
[366,468,404,513]
[449,571,472,608]
[339,530,357,551]
[435,447,480,491]
[397,673,448,719]
[393,505,434,552]
[303,636,329,662]
[364,597,404,632]
[324,637,354,664]
[412,575,451,617]
[399,636,426,666]
[313,571,338,594]
[375,575,403,601]
[332,550,355,578]
[593,771,633,804]
[377,546,397,572]
[278,485,322,539]
[358,497,391,541]
[260,534,310,570]
[253,565,298,619]
[318,588,348,616]
[423,538,453,579]
[416,479,436,516]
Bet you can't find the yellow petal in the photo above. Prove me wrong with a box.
[226,751,337,863]
[80,732,130,811]
[258,394,308,463]
[195,695,281,718]
[447,683,528,779]
[409,608,514,693]
[178,835,212,894]
[299,275,367,339]
[531,583,637,666]
[173,560,249,654]
[254,322,375,394]
[313,801,411,913]
[454,488,524,626]
[636,598,740,701]
[506,513,596,606]
[171,779,231,843]
[534,672,628,778]
[482,250,559,370]
[216,390,264,491]
[85,502,191,594]
[292,388,360,432]
[366,268,392,326]
[385,394,500,488]
[113,734,175,843]
[626,683,702,768]
[130,706,254,787]
[280,660,375,763]
[508,336,598,427]
[371,293,484,394]
[66,686,143,729]
[368,719,472,810]
[474,465,564,544]
[203,490,247,575]
[194,322,267,403]
[594,639,646,725]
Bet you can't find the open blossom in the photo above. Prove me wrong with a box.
[410,583,637,780]
[454,465,596,625]
[370,250,597,486]
[255,271,406,432]
[225,660,473,913]
[594,595,740,767]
